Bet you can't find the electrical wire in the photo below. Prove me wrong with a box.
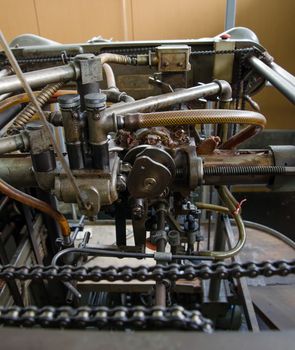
[230,219,295,249]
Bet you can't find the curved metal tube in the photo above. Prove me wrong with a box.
[230,219,295,250]
[195,202,230,215]
[103,63,117,89]
[0,178,70,237]
[221,124,261,149]
[199,186,246,259]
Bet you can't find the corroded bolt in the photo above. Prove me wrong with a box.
[132,205,144,219]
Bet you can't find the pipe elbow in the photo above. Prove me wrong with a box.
[214,79,232,101]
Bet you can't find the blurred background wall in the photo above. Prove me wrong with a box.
[0,0,294,128]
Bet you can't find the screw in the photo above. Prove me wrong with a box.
[132,205,144,219]
[144,177,156,189]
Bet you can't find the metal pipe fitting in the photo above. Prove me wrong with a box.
[0,132,29,155]
[58,94,84,170]
[0,64,79,95]
[103,63,117,89]
[0,156,36,187]
[85,92,109,170]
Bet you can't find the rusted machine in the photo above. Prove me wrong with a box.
[0,27,294,338]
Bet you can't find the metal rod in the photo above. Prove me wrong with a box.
[0,64,77,95]
[270,62,295,87]
[0,232,24,306]
[104,81,231,116]
[208,214,225,301]
[62,281,82,299]
[225,0,236,30]
[70,215,86,243]
[155,204,167,307]
[21,206,43,265]
[0,133,28,155]
[0,31,88,211]
[0,156,37,187]
[249,56,295,104]
[0,195,9,211]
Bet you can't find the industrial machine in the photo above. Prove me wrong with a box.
[0,27,294,342]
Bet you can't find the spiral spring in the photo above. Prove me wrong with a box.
[7,81,64,134]
[204,165,287,177]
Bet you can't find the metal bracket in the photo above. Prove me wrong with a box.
[74,54,103,84]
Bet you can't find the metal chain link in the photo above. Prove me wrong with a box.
[0,305,213,332]
[0,46,259,68]
[0,259,294,282]
[190,47,257,56]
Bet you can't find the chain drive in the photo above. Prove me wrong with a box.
[0,259,294,282]
[0,47,258,68]
[0,305,213,332]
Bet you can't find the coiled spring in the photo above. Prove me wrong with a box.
[7,81,63,134]
[204,165,287,176]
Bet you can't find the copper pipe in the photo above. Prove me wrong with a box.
[123,110,266,142]
[0,178,70,237]
[195,202,230,214]
[220,125,261,149]
[199,186,246,259]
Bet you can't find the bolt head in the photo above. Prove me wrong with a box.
[143,177,157,189]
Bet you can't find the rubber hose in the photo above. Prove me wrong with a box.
[123,109,266,150]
